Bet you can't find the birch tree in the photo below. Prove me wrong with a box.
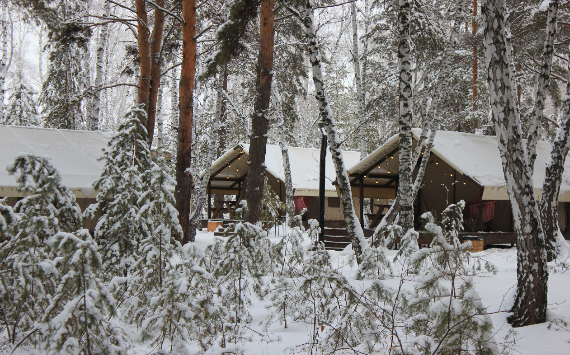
[351,1,366,160]
[481,0,548,327]
[274,86,295,227]
[292,0,368,263]
[87,0,110,131]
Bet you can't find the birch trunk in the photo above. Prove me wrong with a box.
[372,4,463,245]
[526,0,558,170]
[274,88,295,227]
[301,0,368,263]
[170,66,179,156]
[351,1,366,160]
[188,75,222,239]
[396,0,414,232]
[88,0,110,131]
[482,0,548,327]
[245,0,275,224]
[541,55,570,261]
[156,75,164,152]
[176,0,197,244]
[135,0,151,126]
[0,3,7,120]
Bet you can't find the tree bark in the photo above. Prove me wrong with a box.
[526,0,558,170]
[176,0,197,244]
[300,0,368,263]
[482,0,548,327]
[351,1,366,160]
[146,0,166,146]
[275,87,295,227]
[396,0,414,232]
[245,0,275,224]
[135,0,151,126]
[541,54,570,261]
[0,2,8,120]
[156,73,164,152]
[88,0,110,131]
[170,65,179,155]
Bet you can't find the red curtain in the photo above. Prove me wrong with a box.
[294,197,312,212]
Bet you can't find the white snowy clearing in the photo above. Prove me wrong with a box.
[123,230,570,355]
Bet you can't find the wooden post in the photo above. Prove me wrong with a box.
[208,179,212,219]
[359,176,364,227]
[452,169,457,204]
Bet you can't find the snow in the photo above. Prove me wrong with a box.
[0,125,113,198]
[185,231,570,355]
[352,129,570,201]
[211,143,360,196]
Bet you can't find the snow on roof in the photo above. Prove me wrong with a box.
[207,143,361,196]
[0,125,113,198]
[349,129,570,201]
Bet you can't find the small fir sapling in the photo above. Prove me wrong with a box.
[213,222,275,343]
[0,155,82,345]
[3,82,40,126]
[44,230,129,355]
[260,178,286,231]
[86,105,153,277]
[322,202,500,354]
[297,246,352,348]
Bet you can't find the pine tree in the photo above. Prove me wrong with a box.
[0,154,82,346]
[3,82,39,126]
[86,106,153,277]
[44,230,128,355]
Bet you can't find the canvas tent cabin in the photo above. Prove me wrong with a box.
[0,125,112,229]
[344,129,570,244]
[200,143,361,226]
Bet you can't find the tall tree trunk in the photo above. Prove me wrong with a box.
[0,2,8,121]
[301,0,368,263]
[176,0,197,244]
[245,0,275,224]
[88,0,110,131]
[147,0,166,146]
[135,0,151,127]
[472,0,478,131]
[170,66,179,155]
[214,66,228,217]
[274,87,295,227]
[372,3,463,245]
[351,1,366,160]
[396,0,414,232]
[526,0,558,170]
[541,54,570,261]
[189,74,222,239]
[482,0,548,327]
[156,73,164,152]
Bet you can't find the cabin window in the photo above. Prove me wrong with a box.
[328,197,340,208]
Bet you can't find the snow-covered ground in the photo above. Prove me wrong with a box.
[185,230,570,355]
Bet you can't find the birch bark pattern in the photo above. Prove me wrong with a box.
[275,88,295,227]
[0,3,7,120]
[302,0,368,263]
[526,0,558,170]
[482,0,548,327]
[176,0,197,244]
[135,0,151,126]
[245,0,275,224]
[88,0,110,131]
[396,0,414,232]
[351,1,366,160]
[540,55,570,261]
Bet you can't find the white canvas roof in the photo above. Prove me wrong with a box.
[349,129,570,201]
[205,143,361,196]
[0,125,113,198]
